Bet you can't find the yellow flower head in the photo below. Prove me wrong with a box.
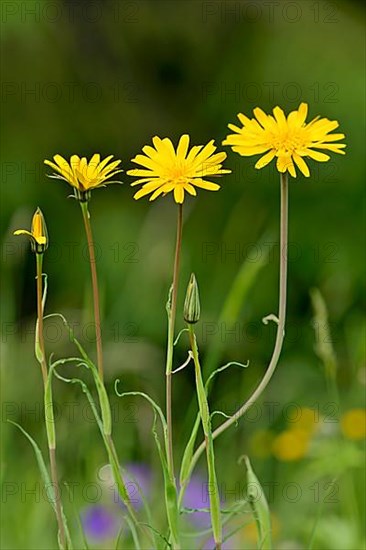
[340,409,366,441]
[223,102,346,178]
[127,134,230,204]
[14,207,48,254]
[44,154,123,201]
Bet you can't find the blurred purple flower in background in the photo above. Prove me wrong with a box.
[182,473,240,549]
[121,462,152,510]
[182,473,211,528]
[81,505,119,542]
[81,462,152,543]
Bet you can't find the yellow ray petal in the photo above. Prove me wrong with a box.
[98,159,121,179]
[297,103,308,125]
[185,145,204,164]
[127,168,159,177]
[303,149,330,162]
[314,143,346,153]
[177,134,190,159]
[238,113,253,126]
[183,182,197,196]
[14,229,33,238]
[44,159,63,173]
[192,178,220,191]
[287,161,296,178]
[70,155,80,175]
[277,155,291,173]
[131,154,161,171]
[189,140,216,168]
[174,186,184,204]
[129,177,156,186]
[293,153,310,177]
[273,106,287,131]
[253,107,271,129]
[142,145,159,159]
[255,149,276,169]
[149,184,174,201]
[53,155,73,179]
[133,181,165,200]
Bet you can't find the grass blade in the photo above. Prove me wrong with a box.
[241,456,272,549]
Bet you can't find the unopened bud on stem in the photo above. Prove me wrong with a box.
[184,273,200,324]
[14,207,49,254]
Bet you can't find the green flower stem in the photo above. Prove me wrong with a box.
[80,199,137,528]
[165,204,183,475]
[188,324,222,550]
[36,254,67,549]
[179,172,289,500]
[80,201,104,381]
[79,203,145,542]
[36,254,48,385]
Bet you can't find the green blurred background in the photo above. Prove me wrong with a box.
[1,0,365,548]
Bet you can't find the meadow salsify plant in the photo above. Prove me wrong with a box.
[13,209,70,549]
[128,134,231,473]
[43,154,148,540]
[183,274,222,549]
[12,102,346,550]
[127,134,230,549]
[44,153,124,380]
[179,102,346,490]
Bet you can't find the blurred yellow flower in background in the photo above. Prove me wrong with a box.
[223,102,345,177]
[272,429,310,461]
[240,513,280,546]
[340,409,366,440]
[128,134,230,204]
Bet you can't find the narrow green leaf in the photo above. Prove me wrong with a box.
[8,420,52,494]
[44,368,56,450]
[179,414,200,487]
[64,482,89,550]
[115,387,179,548]
[310,288,338,381]
[188,325,222,547]
[139,523,171,548]
[8,420,73,549]
[242,456,272,549]
[52,362,104,437]
[180,361,248,489]
[124,515,141,550]
[151,410,179,549]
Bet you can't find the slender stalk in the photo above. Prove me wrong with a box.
[180,172,289,496]
[165,204,183,475]
[79,202,149,540]
[188,324,222,550]
[36,254,48,386]
[80,202,104,381]
[36,254,67,549]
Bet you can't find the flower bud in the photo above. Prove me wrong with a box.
[31,208,48,253]
[184,273,200,324]
[14,207,48,254]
